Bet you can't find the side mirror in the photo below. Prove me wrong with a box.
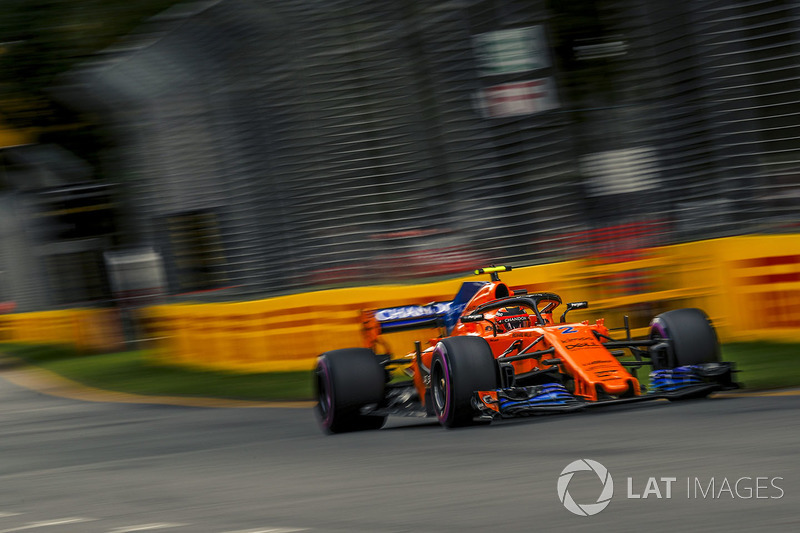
[560,301,588,323]
[461,313,498,336]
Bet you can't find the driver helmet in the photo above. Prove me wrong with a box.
[495,306,530,332]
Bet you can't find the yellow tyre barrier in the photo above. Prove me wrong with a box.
[4,235,799,371]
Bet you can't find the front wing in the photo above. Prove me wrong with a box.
[472,363,739,418]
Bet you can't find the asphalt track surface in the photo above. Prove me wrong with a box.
[1,371,799,533]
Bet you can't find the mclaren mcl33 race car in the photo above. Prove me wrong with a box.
[314,266,739,433]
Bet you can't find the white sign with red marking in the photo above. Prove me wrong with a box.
[478,78,559,118]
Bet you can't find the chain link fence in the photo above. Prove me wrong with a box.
[50,0,800,304]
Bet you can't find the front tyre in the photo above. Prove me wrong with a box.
[649,308,721,369]
[430,336,499,428]
[315,348,387,434]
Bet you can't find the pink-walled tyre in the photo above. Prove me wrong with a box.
[314,348,386,434]
[649,308,721,370]
[430,336,499,428]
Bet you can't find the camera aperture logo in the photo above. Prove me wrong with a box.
[557,459,614,516]
[558,459,785,517]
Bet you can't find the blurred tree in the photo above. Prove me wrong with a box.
[0,0,182,172]
[0,0,183,127]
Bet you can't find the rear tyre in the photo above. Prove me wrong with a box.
[649,308,721,370]
[430,336,499,428]
[315,348,387,434]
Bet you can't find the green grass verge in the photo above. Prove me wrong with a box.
[1,341,798,402]
[0,343,313,401]
[722,342,800,390]
[614,342,800,392]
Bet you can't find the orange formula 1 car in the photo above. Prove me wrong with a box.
[314,266,739,433]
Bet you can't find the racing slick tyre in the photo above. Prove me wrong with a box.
[430,336,499,428]
[649,308,721,370]
[315,348,387,434]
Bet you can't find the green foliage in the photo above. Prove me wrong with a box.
[0,0,182,128]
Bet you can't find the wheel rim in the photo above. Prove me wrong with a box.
[315,366,331,422]
[649,321,671,369]
[431,361,447,416]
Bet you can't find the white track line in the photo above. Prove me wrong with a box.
[0,517,95,532]
[221,528,308,533]
[106,524,188,532]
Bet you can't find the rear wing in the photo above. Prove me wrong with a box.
[363,281,486,337]
[368,303,448,333]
